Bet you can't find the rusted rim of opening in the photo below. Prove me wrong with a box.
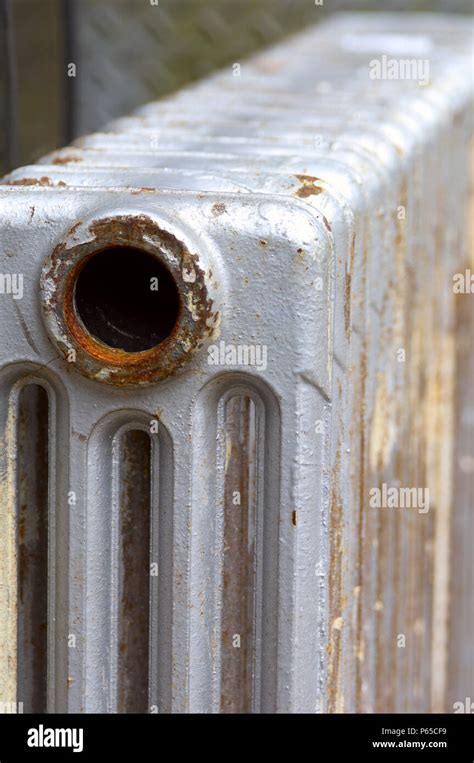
[41,214,219,386]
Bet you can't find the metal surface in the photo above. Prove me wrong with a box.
[0,12,473,713]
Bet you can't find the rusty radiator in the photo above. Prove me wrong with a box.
[0,13,473,714]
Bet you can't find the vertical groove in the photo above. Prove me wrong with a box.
[220,396,258,713]
[16,385,49,713]
[117,429,152,713]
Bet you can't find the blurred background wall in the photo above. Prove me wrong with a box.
[1,0,473,173]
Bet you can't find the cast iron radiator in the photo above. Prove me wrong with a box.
[0,13,473,713]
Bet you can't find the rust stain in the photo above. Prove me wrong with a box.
[344,232,355,337]
[327,443,344,713]
[294,174,324,198]
[52,154,82,165]
[211,202,227,217]
[68,222,82,237]
[130,187,155,195]
[8,177,67,188]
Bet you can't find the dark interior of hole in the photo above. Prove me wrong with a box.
[74,247,180,352]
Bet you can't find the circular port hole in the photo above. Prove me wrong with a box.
[74,247,181,353]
